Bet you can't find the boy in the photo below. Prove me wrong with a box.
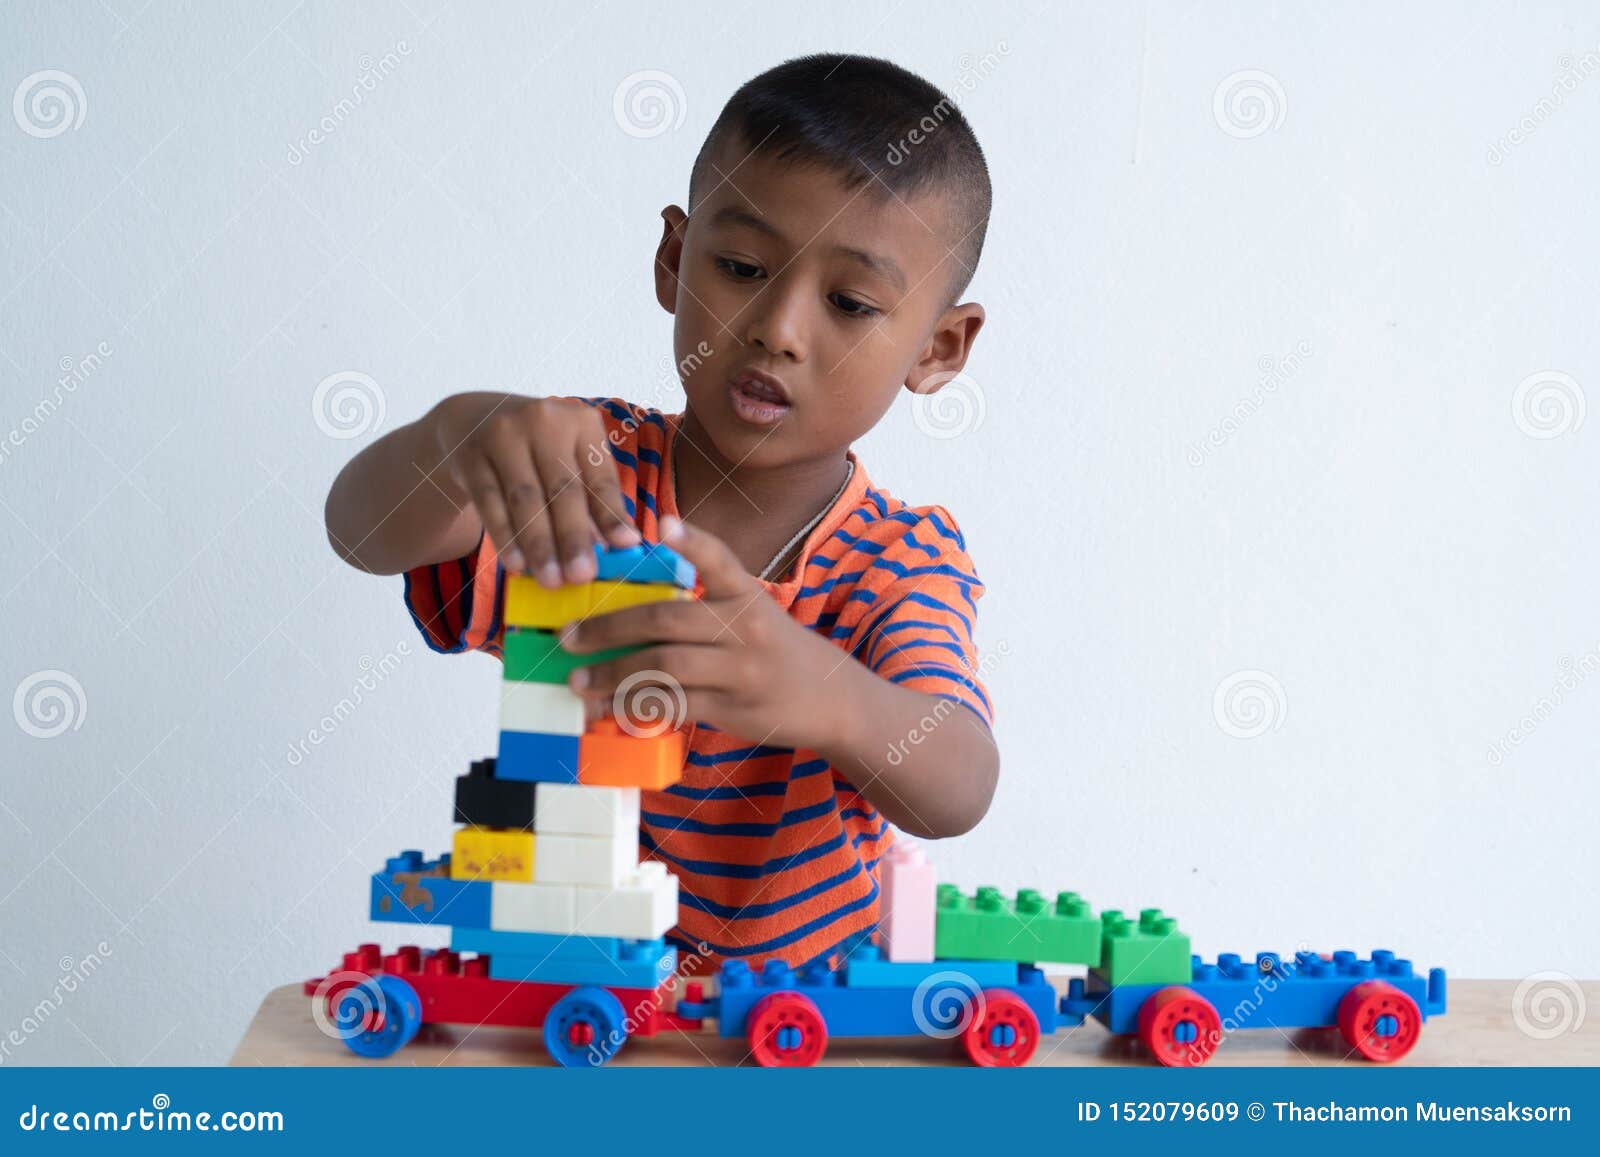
[324,54,997,968]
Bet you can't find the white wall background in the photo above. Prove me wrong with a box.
[1,0,1596,1065]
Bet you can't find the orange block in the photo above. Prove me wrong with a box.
[578,720,688,789]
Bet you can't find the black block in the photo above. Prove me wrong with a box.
[453,757,537,830]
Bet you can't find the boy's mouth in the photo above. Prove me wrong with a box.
[727,369,792,427]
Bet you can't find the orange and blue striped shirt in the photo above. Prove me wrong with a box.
[403,398,993,969]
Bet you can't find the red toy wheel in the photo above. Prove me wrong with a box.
[1337,980,1422,1062]
[1137,986,1222,1067]
[746,991,828,1067]
[962,989,1040,1067]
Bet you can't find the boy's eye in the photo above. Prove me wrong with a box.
[829,293,879,319]
[715,256,764,280]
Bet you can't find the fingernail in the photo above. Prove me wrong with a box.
[558,626,579,650]
[567,554,595,581]
[502,548,525,572]
[569,669,589,691]
[661,516,683,542]
[538,561,562,587]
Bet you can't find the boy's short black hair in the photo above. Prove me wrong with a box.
[689,53,992,303]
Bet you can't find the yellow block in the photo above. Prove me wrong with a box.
[450,827,535,882]
[503,576,689,629]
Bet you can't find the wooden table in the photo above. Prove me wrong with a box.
[231,978,1599,1066]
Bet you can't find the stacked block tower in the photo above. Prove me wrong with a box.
[370,542,697,992]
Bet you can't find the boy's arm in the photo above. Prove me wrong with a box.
[323,392,638,580]
[564,515,998,839]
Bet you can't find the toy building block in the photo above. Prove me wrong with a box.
[450,826,536,882]
[488,880,577,933]
[577,719,686,789]
[934,884,1100,965]
[534,782,640,840]
[593,541,696,589]
[454,757,537,830]
[1094,908,1192,987]
[502,627,639,685]
[504,575,690,630]
[878,841,937,962]
[841,944,1022,990]
[695,957,1060,1042]
[534,830,636,888]
[496,730,580,783]
[369,850,492,928]
[499,679,585,735]
[450,928,676,989]
[571,860,678,941]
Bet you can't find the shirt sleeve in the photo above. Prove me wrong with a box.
[846,507,993,727]
[399,396,657,657]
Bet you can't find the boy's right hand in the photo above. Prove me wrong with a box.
[425,393,640,586]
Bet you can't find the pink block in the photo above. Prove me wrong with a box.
[879,840,937,962]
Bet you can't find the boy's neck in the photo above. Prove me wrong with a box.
[674,409,852,577]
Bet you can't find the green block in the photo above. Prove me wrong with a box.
[1094,908,1193,986]
[934,884,1101,965]
[502,628,639,684]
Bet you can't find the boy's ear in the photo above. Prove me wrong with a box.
[654,206,689,314]
[905,302,986,394]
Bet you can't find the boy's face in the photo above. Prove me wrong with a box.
[654,137,984,470]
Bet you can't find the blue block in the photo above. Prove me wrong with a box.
[1059,949,1448,1036]
[841,945,1024,990]
[593,542,695,589]
[451,928,676,989]
[495,730,580,782]
[368,850,492,929]
[698,958,1059,1039]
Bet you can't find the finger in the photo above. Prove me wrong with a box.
[533,440,600,585]
[658,515,758,599]
[483,428,558,585]
[457,457,522,573]
[569,644,736,698]
[576,423,640,548]
[560,597,721,653]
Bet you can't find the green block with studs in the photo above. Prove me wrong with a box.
[933,884,1101,965]
[1093,908,1193,986]
[501,627,640,684]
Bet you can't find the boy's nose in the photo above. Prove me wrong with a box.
[741,281,808,363]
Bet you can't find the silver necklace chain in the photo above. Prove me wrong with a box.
[670,429,854,582]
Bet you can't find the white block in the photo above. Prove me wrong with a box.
[534,831,635,888]
[489,881,576,933]
[498,680,585,736]
[573,861,679,940]
[534,783,640,839]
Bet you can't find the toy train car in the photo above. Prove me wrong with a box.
[314,843,1446,1067]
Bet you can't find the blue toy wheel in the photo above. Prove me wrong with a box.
[543,987,628,1067]
[335,974,422,1058]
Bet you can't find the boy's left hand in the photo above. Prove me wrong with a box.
[560,515,861,748]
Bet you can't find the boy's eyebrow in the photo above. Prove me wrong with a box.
[708,206,908,293]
